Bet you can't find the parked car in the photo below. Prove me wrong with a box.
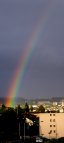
[36,136,43,142]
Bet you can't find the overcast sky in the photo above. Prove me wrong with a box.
[0,0,64,99]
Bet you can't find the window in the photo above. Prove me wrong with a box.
[53,114,55,116]
[50,114,52,116]
[50,125,52,127]
[53,119,55,122]
[49,130,52,134]
[54,130,56,133]
[53,125,55,127]
[50,119,52,122]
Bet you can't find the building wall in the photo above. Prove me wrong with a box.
[36,113,64,139]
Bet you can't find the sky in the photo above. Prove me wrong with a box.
[0,0,64,99]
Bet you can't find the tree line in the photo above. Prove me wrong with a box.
[0,103,39,142]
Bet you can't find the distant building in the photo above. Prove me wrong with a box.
[59,108,64,113]
[37,101,50,106]
[36,113,64,139]
[32,105,38,112]
[61,100,64,107]
[52,102,58,106]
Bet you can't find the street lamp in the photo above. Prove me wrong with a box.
[17,106,22,140]
[22,117,26,142]
[24,122,25,141]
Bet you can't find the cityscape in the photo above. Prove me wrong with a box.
[0,97,64,142]
[0,0,64,142]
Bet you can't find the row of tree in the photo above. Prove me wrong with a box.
[0,103,39,142]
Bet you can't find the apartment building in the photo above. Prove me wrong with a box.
[36,113,64,139]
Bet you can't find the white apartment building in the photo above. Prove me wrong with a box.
[36,113,64,139]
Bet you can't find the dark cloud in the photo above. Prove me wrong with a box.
[0,0,64,99]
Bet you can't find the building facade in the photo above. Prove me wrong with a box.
[36,113,64,139]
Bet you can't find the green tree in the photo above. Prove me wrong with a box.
[0,104,6,113]
[24,102,29,113]
[36,105,45,113]
[0,108,18,141]
[30,105,33,112]
[16,105,23,115]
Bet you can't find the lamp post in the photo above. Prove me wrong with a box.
[24,122,25,141]
[22,117,26,142]
[17,106,21,140]
[19,122,20,139]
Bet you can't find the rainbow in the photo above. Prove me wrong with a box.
[6,2,51,107]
